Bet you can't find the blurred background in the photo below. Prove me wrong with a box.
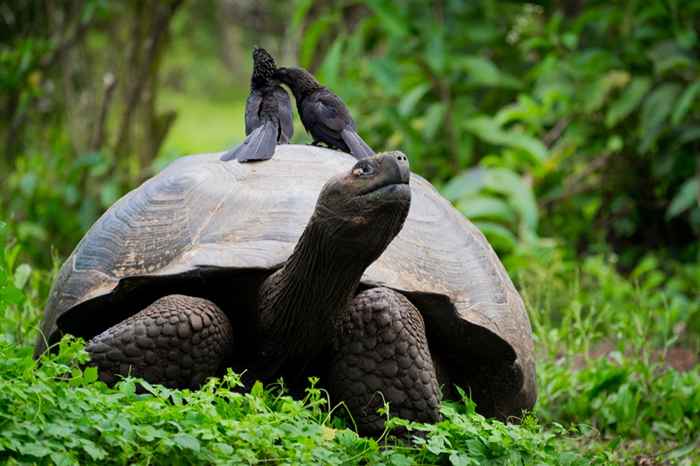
[3,0,699,264]
[1,1,699,457]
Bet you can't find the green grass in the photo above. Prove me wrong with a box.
[158,90,248,164]
[157,28,249,160]
[1,224,699,465]
[0,339,593,465]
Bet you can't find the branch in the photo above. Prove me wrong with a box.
[90,72,117,150]
[542,117,570,148]
[540,151,613,206]
[114,0,183,158]
[40,1,94,72]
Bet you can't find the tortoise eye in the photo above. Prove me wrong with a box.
[352,163,375,177]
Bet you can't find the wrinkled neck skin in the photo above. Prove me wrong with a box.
[254,215,368,380]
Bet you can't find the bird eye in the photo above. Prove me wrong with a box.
[352,164,375,177]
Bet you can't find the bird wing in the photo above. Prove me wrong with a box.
[301,91,354,148]
[245,91,264,135]
[315,91,354,130]
[221,119,278,162]
[274,86,294,143]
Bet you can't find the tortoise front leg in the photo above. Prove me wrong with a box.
[328,287,441,436]
[85,294,233,389]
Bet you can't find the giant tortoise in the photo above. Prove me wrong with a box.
[35,146,536,435]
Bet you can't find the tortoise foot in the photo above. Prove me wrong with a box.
[329,287,441,437]
[85,294,233,389]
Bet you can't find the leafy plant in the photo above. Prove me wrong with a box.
[0,336,594,465]
[295,0,700,263]
[0,222,48,346]
[443,166,539,252]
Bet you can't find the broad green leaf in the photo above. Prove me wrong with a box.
[45,423,75,438]
[214,443,234,455]
[494,95,543,127]
[584,70,629,114]
[0,283,24,305]
[299,14,337,69]
[464,116,548,162]
[423,102,446,139]
[368,59,400,96]
[13,263,31,289]
[449,452,474,466]
[20,442,52,458]
[83,365,98,383]
[679,126,700,144]
[426,29,445,73]
[99,182,120,209]
[366,0,408,37]
[426,433,449,454]
[456,56,521,89]
[398,83,431,117]
[173,433,201,452]
[290,0,314,32]
[483,168,539,232]
[474,221,517,252]
[389,452,414,466]
[605,77,651,127]
[639,83,682,153]
[441,169,486,202]
[50,451,74,466]
[671,81,700,125]
[666,178,699,219]
[648,40,694,76]
[507,133,549,163]
[457,196,517,226]
[318,37,344,89]
[81,440,107,460]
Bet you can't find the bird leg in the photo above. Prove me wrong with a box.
[85,294,233,389]
[328,287,441,437]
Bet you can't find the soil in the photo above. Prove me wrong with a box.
[571,340,698,372]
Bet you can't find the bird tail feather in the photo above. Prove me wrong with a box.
[341,129,375,160]
[221,120,279,162]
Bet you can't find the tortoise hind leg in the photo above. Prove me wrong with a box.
[85,294,233,389]
[328,287,441,436]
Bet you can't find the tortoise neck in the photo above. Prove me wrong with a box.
[255,217,367,375]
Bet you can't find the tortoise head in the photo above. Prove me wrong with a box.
[312,151,411,263]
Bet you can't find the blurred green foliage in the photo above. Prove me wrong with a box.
[527,253,700,437]
[1,222,698,464]
[2,0,699,268]
[0,337,597,465]
[1,1,699,463]
[0,223,52,347]
[303,0,700,262]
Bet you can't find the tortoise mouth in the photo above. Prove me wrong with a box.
[360,182,410,201]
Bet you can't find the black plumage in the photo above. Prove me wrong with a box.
[221,47,293,162]
[273,67,375,160]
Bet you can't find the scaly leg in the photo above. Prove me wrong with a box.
[85,294,233,389]
[329,287,441,436]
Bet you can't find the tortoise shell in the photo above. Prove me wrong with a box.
[36,145,536,418]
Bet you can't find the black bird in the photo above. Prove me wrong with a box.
[221,47,294,162]
[273,67,374,160]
